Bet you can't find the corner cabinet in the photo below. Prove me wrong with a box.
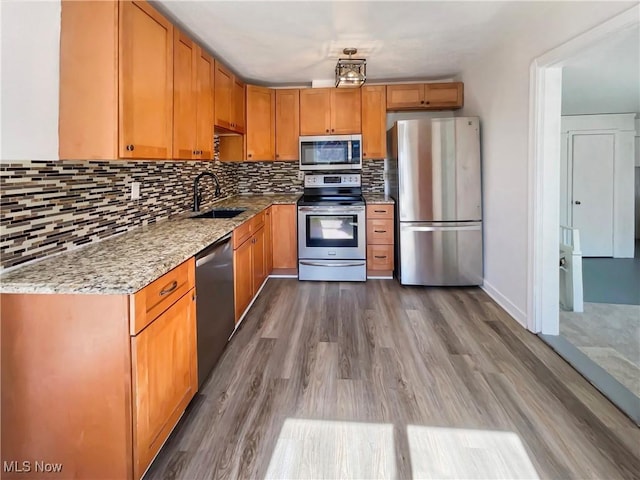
[361,85,387,159]
[60,0,174,160]
[215,62,245,134]
[0,259,197,480]
[246,85,276,161]
[386,82,463,111]
[299,88,361,135]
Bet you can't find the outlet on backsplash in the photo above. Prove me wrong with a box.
[298,171,304,181]
[130,182,141,200]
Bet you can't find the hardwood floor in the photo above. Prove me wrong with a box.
[145,279,640,480]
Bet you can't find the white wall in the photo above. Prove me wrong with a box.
[1,1,60,161]
[459,2,636,326]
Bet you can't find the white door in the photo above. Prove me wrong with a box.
[571,133,614,256]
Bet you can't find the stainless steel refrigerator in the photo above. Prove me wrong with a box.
[386,117,483,286]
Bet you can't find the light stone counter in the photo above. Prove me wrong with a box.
[0,194,299,295]
[364,194,395,205]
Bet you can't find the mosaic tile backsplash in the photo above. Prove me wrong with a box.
[0,158,384,270]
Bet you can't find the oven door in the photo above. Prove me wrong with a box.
[298,205,366,259]
[299,135,362,171]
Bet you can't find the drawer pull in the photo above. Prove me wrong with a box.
[374,209,386,213]
[374,255,387,259]
[159,280,178,296]
[374,230,387,233]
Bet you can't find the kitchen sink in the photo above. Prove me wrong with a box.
[192,208,246,219]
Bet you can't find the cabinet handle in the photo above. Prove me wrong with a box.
[159,280,178,296]
[326,129,329,133]
[420,100,425,104]
[374,230,387,233]
[374,210,386,213]
[374,255,387,259]
[275,154,279,158]
[331,129,335,132]
[248,154,252,158]
[126,144,135,151]
[426,101,430,105]
[363,153,367,157]
[193,150,197,155]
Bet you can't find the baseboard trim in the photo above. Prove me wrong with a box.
[481,280,527,328]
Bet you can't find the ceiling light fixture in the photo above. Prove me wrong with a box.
[335,48,366,88]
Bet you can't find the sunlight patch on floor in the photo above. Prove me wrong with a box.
[407,425,540,479]
[265,418,396,480]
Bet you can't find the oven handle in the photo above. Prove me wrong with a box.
[299,260,366,268]
[298,206,365,213]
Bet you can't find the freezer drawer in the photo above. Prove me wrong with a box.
[398,222,483,286]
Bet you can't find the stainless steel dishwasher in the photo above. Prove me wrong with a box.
[195,233,235,388]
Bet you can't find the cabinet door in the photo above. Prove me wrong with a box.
[120,0,173,159]
[196,48,215,159]
[233,238,253,322]
[172,30,197,160]
[271,204,298,269]
[423,82,463,109]
[361,85,386,159]
[300,88,331,135]
[386,84,424,110]
[275,89,300,160]
[214,61,232,130]
[232,78,246,133]
[331,89,361,134]
[265,207,273,275]
[246,85,275,161]
[252,227,266,293]
[131,290,196,480]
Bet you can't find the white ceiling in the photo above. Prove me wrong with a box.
[153,1,560,86]
[561,24,640,115]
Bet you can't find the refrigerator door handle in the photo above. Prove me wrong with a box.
[402,225,482,232]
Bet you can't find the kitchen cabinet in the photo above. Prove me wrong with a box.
[0,259,196,480]
[386,82,463,110]
[366,204,394,277]
[265,207,274,273]
[59,0,173,160]
[215,62,245,134]
[233,211,268,321]
[246,85,276,161]
[172,31,214,160]
[271,204,298,273]
[275,89,300,160]
[299,88,361,135]
[361,85,387,159]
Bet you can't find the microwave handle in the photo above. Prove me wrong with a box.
[347,140,352,161]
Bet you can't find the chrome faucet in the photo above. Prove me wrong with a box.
[193,171,221,212]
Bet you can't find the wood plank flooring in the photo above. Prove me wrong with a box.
[144,279,640,480]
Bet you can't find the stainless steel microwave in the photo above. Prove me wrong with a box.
[299,134,362,171]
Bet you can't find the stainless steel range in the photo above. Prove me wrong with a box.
[297,173,366,281]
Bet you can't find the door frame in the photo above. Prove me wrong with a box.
[527,5,639,334]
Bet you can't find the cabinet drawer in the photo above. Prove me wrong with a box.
[367,219,394,244]
[367,244,394,270]
[131,258,195,335]
[367,204,393,219]
[233,219,252,249]
[250,210,265,232]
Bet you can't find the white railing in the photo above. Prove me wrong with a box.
[559,225,583,312]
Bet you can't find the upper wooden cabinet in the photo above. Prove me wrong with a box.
[361,85,387,160]
[60,0,173,160]
[172,31,214,160]
[275,89,300,161]
[299,88,361,135]
[386,82,463,110]
[214,61,244,134]
[246,85,275,161]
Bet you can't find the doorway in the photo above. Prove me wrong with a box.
[528,7,640,423]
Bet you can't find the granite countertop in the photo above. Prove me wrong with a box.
[0,194,299,295]
[364,194,395,204]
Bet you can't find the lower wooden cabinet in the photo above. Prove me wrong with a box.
[271,204,298,272]
[233,212,268,322]
[366,204,395,277]
[0,258,197,480]
[131,290,197,480]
